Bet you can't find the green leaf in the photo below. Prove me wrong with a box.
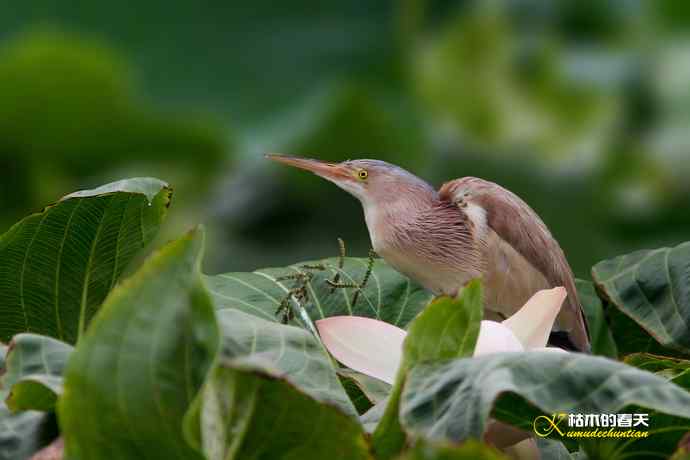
[194,365,371,460]
[400,352,690,443]
[402,280,483,368]
[614,353,690,459]
[338,369,391,413]
[592,242,690,355]
[214,308,356,416]
[0,407,57,460]
[205,256,433,327]
[624,353,690,383]
[398,440,507,459]
[0,336,68,459]
[576,280,617,358]
[1,334,73,412]
[372,280,483,459]
[606,306,685,358]
[58,227,219,460]
[0,177,172,344]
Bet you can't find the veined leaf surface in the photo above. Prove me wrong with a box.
[1,333,72,412]
[58,228,218,460]
[205,256,433,327]
[193,365,371,460]
[214,308,356,415]
[400,352,690,443]
[592,242,690,355]
[0,177,171,343]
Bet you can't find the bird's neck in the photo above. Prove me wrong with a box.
[361,187,440,252]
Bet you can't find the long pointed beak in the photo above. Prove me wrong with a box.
[266,154,353,182]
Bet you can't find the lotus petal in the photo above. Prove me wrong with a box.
[502,287,567,349]
[316,316,406,384]
[473,320,524,356]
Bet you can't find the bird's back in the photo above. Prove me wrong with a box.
[439,177,590,352]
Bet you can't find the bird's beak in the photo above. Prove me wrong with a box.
[266,154,354,182]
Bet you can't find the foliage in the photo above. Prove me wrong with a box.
[0,178,171,343]
[2,179,690,460]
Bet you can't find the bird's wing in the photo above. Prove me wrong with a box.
[439,177,590,351]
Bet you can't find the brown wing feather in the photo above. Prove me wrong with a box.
[439,177,590,351]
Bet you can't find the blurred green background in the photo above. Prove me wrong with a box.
[1,0,689,277]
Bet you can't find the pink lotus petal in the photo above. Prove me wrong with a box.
[502,287,567,349]
[473,320,524,356]
[316,316,406,384]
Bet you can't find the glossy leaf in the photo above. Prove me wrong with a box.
[576,280,617,358]
[0,178,172,343]
[58,228,219,460]
[592,242,690,355]
[205,256,433,327]
[0,407,56,460]
[214,308,356,416]
[0,336,65,459]
[400,352,690,443]
[1,334,72,412]
[193,365,371,460]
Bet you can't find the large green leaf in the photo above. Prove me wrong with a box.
[205,256,433,327]
[0,408,56,460]
[2,342,55,460]
[592,242,690,355]
[58,228,219,460]
[606,353,690,459]
[576,280,617,358]
[398,440,507,459]
[0,178,172,344]
[1,334,72,412]
[400,352,690,443]
[193,364,371,460]
[214,308,356,416]
[0,335,66,460]
[372,280,483,459]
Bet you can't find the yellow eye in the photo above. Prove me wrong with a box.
[357,170,368,180]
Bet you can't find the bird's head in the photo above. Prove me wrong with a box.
[266,154,435,207]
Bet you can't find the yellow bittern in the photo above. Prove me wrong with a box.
[267,154,589,351]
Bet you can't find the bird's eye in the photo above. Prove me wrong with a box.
[357,170,368,180]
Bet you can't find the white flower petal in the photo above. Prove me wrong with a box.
[473,320,525,356]
[315,316,406,384]
[502,287,567,349]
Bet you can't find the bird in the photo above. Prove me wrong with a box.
[266,154,590,351]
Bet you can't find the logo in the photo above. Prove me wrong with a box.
[533,413,650,439]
